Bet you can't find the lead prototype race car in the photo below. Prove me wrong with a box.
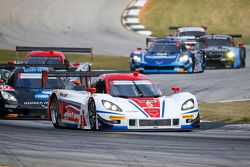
[130,37,205,73]
[46,71,200,131]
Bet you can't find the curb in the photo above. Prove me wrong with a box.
[122,0,152,36]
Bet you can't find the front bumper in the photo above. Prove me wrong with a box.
[97,113,200,131]
[131,62,192,73]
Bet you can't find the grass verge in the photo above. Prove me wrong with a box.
[140,0,250,44]
[0,50,129,70]
[199,100,250,124]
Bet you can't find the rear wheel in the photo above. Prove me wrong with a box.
[240,47,246,68]
[50,96,62,128]
[88,98,97,130]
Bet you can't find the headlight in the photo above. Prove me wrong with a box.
[225,51,235,59]
[179,54,189,62]
[133,55,141,62]
[181,99,194,111]
[1,91,17,101]
[102,100,122,112]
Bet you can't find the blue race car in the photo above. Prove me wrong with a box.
[130,37,205,73]
[196,35,246,68]
[0,67,65,117]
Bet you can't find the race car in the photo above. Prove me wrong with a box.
[7,46,92,71]
[0,67,65,117]
[46,71,200,131]
[129,37,205,73]
[169,26,207,48]
[196,35,246,68]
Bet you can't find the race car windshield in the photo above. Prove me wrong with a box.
[109,80,162,98]
[14,73,64,89]
[198,38,231,48]
[179,31,206,37]
[148,43,181,53]
[25,56,63,64]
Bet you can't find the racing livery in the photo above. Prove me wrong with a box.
[130,37,205,73]
[196,35,246,68]
[47,71,200,131]
[0,67,64,117]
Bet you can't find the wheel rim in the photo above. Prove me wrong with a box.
[88,99,96,129]
[50,98,58,124]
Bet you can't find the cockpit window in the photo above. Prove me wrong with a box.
[25,56,63,64]
[109,80,162,98]
[148,43,181,53]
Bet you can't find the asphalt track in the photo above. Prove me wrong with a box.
[0,0,250,167]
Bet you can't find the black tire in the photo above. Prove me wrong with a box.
[0,110,8,118]
[50,96,62,128]
[88,98,97,130]
[240,47,246,68]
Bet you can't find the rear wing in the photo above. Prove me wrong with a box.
[210,34,242,38]
[0,64,69,70]
[16,46,94,61]
[41,70,131,89]
[227,34,242,38]
[169,26,207,30]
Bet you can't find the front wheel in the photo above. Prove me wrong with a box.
[50,96,62,128]
[240,47,246,68]
[88,98,97,130]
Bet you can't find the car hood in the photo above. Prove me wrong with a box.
[203,46,230,53]
[143,52,180,65]
[15,88,52,107]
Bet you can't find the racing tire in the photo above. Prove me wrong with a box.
[240,47,246,68]
[88,98,97,130]
[0,110,8,118]
[50,96,62,128]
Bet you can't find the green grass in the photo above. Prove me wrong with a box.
[199,101,250,124]
[0,50,129,70]
[141,0,250,43]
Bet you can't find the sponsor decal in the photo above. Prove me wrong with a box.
[0,85,14,91]
[146,55,176,59]
[112,80,151,85]
[23,67,49,73]
[4,104,17,108]
[23,101,48,105]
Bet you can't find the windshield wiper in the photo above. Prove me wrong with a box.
[132,81,144,97]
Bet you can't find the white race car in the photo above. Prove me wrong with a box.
[169,26,207,49]
[47,71,200,131]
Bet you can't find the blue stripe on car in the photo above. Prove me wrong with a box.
[182,109,199,114]
[128,101,149,118]
[161,101,165,118]
[96,110,124,115]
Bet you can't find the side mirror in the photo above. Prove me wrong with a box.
[8,60,15,64]
[73,79,80,85]
[86,87,96,93]
[238,42,244,47]
[171,86,180,93]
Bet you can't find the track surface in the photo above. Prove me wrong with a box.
[0,120,250,167]
[0,0,144,56]
[0,0,250,167]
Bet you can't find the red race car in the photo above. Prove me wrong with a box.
[7,46,93,71]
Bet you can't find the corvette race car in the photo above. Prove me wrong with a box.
[130,37,205,73]
[7,46,92,71]
[0,67,65,117]
[196,35,246,68]
[169,26,207,49]
[46,71,200,131]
